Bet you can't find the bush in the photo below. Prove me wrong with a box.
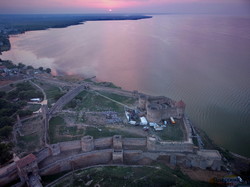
[0,91,6,98]
[0,143,13,165]
[45,68,51,74]
[17,110,33,117]
[0,117,14,128]
[0,126,12,138]
[18,90,43,100]
[16,82,35,92]
[54,93,64,100]
[27,65,34,69]
[6,90,19,100]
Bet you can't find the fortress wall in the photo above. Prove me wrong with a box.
[147,136,194,153]
[0,163,18,186]
[123,138,147,149]
[59,140,81,152]
[94,137,113,149]
[40,149,113,176]
[155,142,194,152]
[162,108,178,119]
[183,117,193,142]
[123,150,143,164]
[36,148,51,163]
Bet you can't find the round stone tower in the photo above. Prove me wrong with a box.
[81,136,94,152]
[175,100,186,119]
[138,94,148,110]
[146,103,162,122]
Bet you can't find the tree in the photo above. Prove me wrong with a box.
[17,62,25,69]
[54,93,64,100]
[38,67,44,71]
[0,126,12,138]
[0,117,14,128]
[16,82,34,91]
[45,68,51,74]
[27,65,34,69]
[0,143,13,165]
[0,91,6,98]
[17,110,33,117]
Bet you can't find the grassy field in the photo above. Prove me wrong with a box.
[49,116,84,143]
[17,133,41,152]
[63,91,126,113]
[26,103,41,112]
[49,116,144,143]
[35,81,63,107]
[85,126,144,139]
[42,164,214,187]
[156,119,185,141]
[97,91,136,105]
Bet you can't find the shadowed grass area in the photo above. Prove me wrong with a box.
[63,91,125,113]
[17,133,40,151]
[85,126,144,139]
[42,164,214,187]
[98,91,136,105]
[156,119,185,141]
[49,116,84,144]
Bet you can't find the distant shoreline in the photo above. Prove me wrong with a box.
[0,14,152,54]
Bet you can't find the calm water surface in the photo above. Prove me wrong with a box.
[2,15,250,157]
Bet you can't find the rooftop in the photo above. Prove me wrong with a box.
[16,154,36,168]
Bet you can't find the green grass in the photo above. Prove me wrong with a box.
[46,86,62,99]
[85,127,144,139]
[17,133,40,151]
[49,116,84,144]
[64,91,125,113]
[98,91,136,105]
[34,81,63,107]
[46,164,214,187]
[157,119,185,141]
[26,103,41,112]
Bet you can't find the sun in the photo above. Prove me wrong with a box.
[108,9,112,12]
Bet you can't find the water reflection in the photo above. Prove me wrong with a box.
[1,15,250,156]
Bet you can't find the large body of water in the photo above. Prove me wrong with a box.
[2,15,250,157]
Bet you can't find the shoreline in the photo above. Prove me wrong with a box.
[0,14,152,54]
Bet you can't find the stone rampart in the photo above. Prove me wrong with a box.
[147,136,194,153]
[36,148,51,163]
[123,150,143,164]
[40,149,113,176]
[60,140,81,152]
[123,138,147,149]
[0,163,18,186]
[0,135,223,186]
[94,137,113,149]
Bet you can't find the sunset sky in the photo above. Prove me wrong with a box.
[0,0,249,15]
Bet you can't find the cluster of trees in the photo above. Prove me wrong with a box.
[0,82,40,129]
[8,82,43,101]
[0,143,13,165]
[0,81,44,164]
[0,59,51,73]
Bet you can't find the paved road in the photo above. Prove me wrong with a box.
[49,84,87,115]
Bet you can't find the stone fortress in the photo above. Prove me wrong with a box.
[138,94,186,122]
[0,135,222,186]
[0,89,223,187]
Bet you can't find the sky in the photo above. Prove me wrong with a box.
[0,0,249,15]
